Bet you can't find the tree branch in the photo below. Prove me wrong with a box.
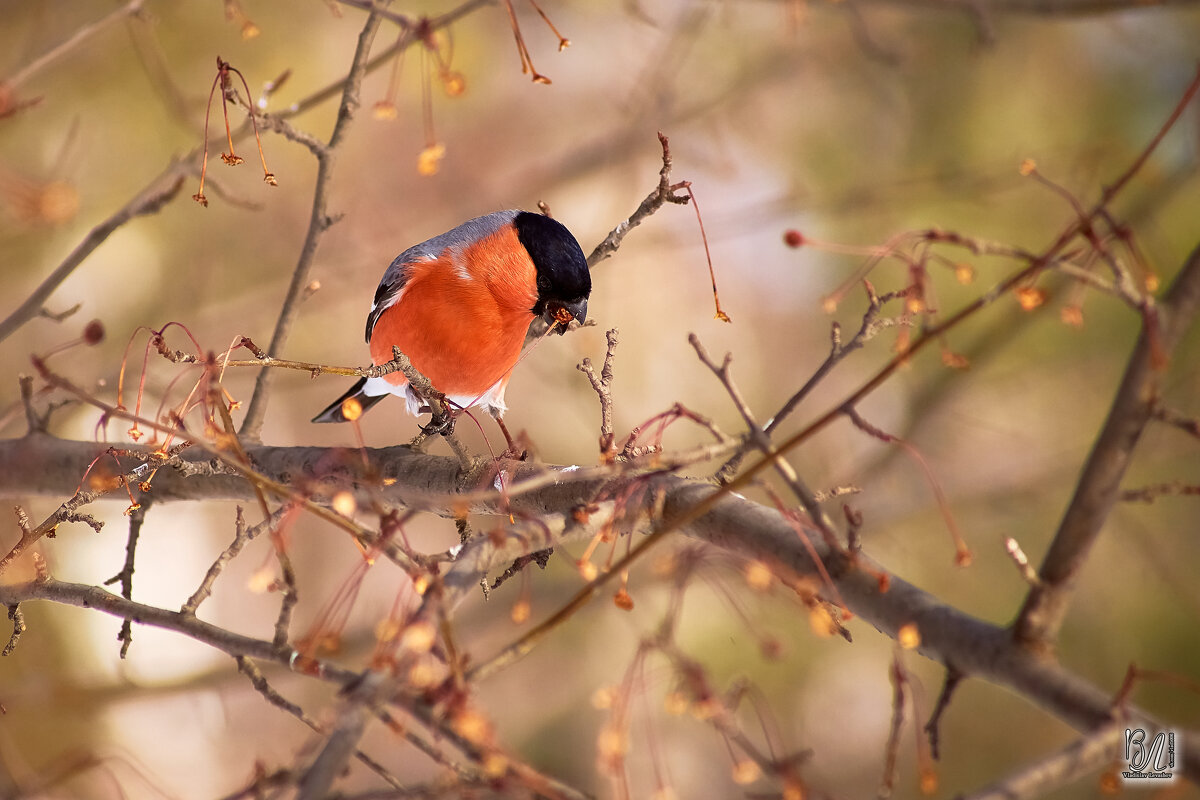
[2,433,1196,781]
[238,4,389,442]
[1013,240,1200,650]
[0,166,186,345]
[959,724,1124,800]
[4,0,146,90]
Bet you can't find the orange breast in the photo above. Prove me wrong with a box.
[369,223,539,399]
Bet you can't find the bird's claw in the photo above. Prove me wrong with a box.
[421,412,456,437]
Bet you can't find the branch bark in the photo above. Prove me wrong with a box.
[1013,241,1200,650]
[1,432,1196,782]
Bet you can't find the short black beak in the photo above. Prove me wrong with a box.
[543,298,588,335]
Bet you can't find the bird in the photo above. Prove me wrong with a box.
[312,209,591,431]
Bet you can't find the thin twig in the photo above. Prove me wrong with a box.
[239,3,390,442]
[524,134,691,345]
[276,0,493,123]
[923,667,963,760]
[716,281,906,482]
[585,132,690,269]
[103,497,152,658]
[5,0,146,89]
[489,547,553,592]
[0,168,187,345]
[0,442,177,577]
[1152,404,1200,440]
[689,333,842,550]
[765,281,906,438]
[3,604,26,656]
[577,328,620,456]
[272,543,299,649]
[879,651,908,798]
[236,656,407,791]
[1119,481,1200,503]
[183,506,257,614]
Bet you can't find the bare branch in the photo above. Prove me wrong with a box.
[0,167,187,345]
[0,577,305,667]
[585,132,690,269]
[3,604,26,656]
[764,281,907,438]
[689,332,842,549]
[1119,481,1200,503]
[2,443,1199,780]
[4,0,146,90]
[1014,241,1200,651]
[103,497,152,658]
[959,724,1125,800]
[923,667,964,760]
[577,328,620,456]
[1152,404,1200,440]
[238,4,389,442]
[276,0,494,122]
[183,506,258,615]
[295,674,384,800]
[524,135,690,345]
[0,0,495,351]
[235,656,427,793]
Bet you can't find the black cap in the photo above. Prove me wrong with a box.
[515,211,591,318]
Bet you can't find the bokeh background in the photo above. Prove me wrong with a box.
[1,0,1199,797]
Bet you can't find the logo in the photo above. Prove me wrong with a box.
[1122,727,1177,783]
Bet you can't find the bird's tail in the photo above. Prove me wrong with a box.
[311,378,388,423]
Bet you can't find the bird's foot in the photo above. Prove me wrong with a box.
[420,410,457,438]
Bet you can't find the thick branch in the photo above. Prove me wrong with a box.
[1013,241,1200,650]
[1,433,1197,782]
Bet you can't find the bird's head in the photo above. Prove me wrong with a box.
[517,211,591,336]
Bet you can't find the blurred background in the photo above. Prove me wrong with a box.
[1,0,1199,797]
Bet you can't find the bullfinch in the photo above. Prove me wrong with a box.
[312,209,591,425]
